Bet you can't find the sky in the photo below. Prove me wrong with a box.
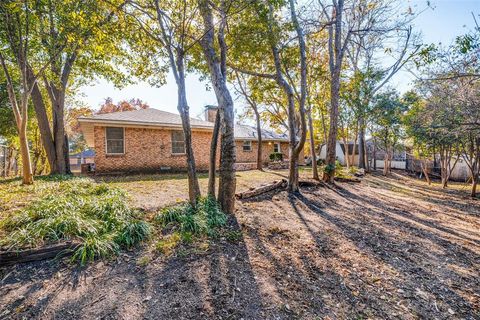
[77,0,479,119]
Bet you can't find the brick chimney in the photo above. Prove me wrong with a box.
[204,105,218,122]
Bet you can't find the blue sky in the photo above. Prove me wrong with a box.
[77,0,479,118]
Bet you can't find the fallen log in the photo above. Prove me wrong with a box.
[334,176,361,183]
[236,179,287,199]
[0,241,81,267]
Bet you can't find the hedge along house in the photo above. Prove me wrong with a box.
[78,106,293,173]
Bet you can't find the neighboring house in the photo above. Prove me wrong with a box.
[365,140,407,170]
[318,139,407,169]
[318,141,360,166]
[78,106,296,173]
[69,149,95,172]
[450,157,474,181]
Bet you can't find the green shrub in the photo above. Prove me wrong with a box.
[0,178,150,264]
[269,152,283,162]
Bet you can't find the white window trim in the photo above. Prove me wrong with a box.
[242,140,252,152]
[274,142,281,153]
[171,131,186,155]
[105,127,125,155]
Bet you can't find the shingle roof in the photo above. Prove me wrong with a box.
[234,124,289,141]
[79,108,289,142]
[79,108,215,129]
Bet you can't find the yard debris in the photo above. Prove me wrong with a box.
[0,241,81,267]
[334,176,362,183]
[235,179,287,199]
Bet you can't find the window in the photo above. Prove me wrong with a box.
[171,131,186,154]
[242,141,252,152]
[273,142,281,153]
[106,127,124,154]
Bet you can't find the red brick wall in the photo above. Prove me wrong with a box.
[235,140,291,164]
[94,126,215,173]
[93,126,303,173]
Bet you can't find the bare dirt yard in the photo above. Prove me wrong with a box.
[1,170,479,319]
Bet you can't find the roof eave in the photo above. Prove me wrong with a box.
[77,118,214,130]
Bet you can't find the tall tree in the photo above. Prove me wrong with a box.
[234,71,264,171]
[29,0,129,175]
[0,0,54,184]
[371,90,405,175]
[321,0,347,182]
[229,0,307,191]
[198,0,236,213]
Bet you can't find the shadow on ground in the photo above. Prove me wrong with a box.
[1,172,479,319]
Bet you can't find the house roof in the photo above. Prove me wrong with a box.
[78,108,289,147]
[78,108,215,129]
[234,124,289,141]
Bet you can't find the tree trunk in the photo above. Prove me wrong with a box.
[199,0,236,214]
[28,70,57,173]
[253,107,263,171]
[217,99,236,214]
[383,149,389,176]
[471,175,478,198]
[307,111,319,180]
[5,148,14,177]
[51,87,66,175]
[176,58,201,205]
[208,111,220,197]
[343,138,350,169]
[323,0,345,183]
[324,69,340,182]
[287,0,308,191]
[421,161,431,185]
[18,125,33,185]
[358,117,366,169]
[64,134,71,175]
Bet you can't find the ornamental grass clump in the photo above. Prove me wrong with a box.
[155,196,227,238]
[0,178,150,265]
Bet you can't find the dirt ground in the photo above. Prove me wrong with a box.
[1,171,479,319]
[94,170,293,211]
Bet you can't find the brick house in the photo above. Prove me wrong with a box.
[78,107,297,173]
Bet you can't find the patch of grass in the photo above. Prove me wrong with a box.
[155,232,182,255]
[155,196,227,237]
[136,255,152,267]
[153,196,227,255]
[0,177,150,265]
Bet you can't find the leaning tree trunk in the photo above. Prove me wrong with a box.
[28,69,57,173]
[176,59,201,205]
